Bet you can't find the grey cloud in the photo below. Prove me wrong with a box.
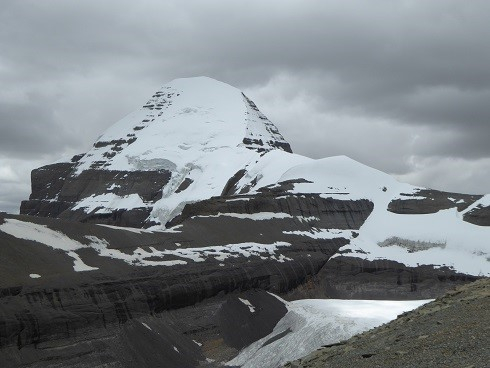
[396,156,490,194]
[0,100,77,157]
[0,158,44,214]
[0,183,27,214]
[1,0,490,211]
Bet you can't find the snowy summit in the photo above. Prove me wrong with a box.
[66,77,293,225]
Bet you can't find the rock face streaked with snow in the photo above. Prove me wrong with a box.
[4,76,490,367]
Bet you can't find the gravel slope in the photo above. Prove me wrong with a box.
[286,278,489,368]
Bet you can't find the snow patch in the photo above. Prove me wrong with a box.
[225,197,252,202]
[239,298,256,313]
[97,224,155,233]
[460,194,490,215]
[72,193,147,214]
[283,229,353,240]
[194,212,293,220]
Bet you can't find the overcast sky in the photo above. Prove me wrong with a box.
[1,0,490,213]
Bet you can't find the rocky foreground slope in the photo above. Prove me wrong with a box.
[1,77,489,366]
[286,277,490,368]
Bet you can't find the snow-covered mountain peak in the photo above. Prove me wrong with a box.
[49,77,292,225]
[74,77,291,174]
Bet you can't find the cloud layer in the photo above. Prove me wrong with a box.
[1,0,489,213]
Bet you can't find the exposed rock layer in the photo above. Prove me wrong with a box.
[388,189,481,214]
[285,256,479,300]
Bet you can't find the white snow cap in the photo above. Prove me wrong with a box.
[74,76,291,175]
[71,77,292,225]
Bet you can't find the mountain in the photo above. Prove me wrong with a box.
[1,77,489,367]
[19,77,490,281]
[20,77,293,227]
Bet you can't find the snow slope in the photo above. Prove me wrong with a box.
[239,155,490,276]
[227,295,431,368]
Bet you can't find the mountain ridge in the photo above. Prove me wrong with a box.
[19,77,490,278]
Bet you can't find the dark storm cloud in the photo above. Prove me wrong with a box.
[1,0,490,212]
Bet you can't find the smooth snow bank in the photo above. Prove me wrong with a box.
[341,181,490,276]
[276,155,417,200]
[227,296,431,368]
[235,149,313,193]
[342,207,490,276]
